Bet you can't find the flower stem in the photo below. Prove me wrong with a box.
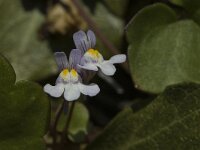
[50,100,65,147]
[62,101,76,139]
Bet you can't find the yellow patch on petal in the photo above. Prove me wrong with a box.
[60,69,69,80]
[87,49,100,59]
[62,69,69,76]
[70,69,78,77]
[70,69,79,82]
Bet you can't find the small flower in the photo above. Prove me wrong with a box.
[44,50,100,101]
[73,30,126,76]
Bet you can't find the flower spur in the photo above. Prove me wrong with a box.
[44,50,100,101]
[73,30,126,76]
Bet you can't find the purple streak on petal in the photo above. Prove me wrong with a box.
[73,30,90,52]
[54,52,68,71]
[69,49,82,70]
[87,30,96,48]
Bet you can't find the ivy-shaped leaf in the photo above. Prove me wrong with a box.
[127,3,200,93]
[0,0,57,81]
[87,83,200,150]
[0,54,50,149]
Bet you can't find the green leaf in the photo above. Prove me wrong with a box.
[56,102,89,143]
[69,102,89,140]
[127,3,200,93]
[103,0,129,17]
[170,0,200,13]
[68,102,89,143]
[170,0,184,6]
[0,54,50,149]
[87,83,200,150]
[170,0,200,24]
[0,0,57,81]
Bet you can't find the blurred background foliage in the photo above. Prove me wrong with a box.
[0,0,200,149]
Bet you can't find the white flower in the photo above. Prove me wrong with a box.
[44,50,100,101]
[73,30,126,76]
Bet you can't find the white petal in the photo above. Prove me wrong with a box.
[109,54,126,64]
[78,63,98,71]
[99,61,116,76]
[78,83,100,96]
[44,83,64,98]
[64,84,81,101]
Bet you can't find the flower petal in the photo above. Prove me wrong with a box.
[44,83,64,98]
[69,49,82,70]
[55,76,64,84]
[78,63,98,71]
[87,30,96,48]
[64,84,81,101]
[99,61,116,76]
[78,83,100,96]
[109,54,126,64]
[54,52,68,71]
[73,30,90,52]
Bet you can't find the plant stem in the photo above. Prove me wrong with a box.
[62,101,76,139]
[51,100,65,147]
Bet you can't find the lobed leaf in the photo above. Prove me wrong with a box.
[0,54,50,149]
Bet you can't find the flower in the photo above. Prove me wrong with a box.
[44,50,100,101]
[73,30,126,76]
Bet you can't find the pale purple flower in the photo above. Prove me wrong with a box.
[44,50,100,101]
[73,30,126,76]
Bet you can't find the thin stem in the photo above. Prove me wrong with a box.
[50,100,65,147]
[62,101,76,139]
[66,0,129,72]
[52,100,65,130]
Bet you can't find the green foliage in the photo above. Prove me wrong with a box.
[1,0,200,149]
[0,54,50,149]
[68,102,89,142]
[87,83,200,150]
[103,0,129,17]
[0,0,56,81]
[170,0,200,24]
[127,3,200,93]
[56,102,89,143]
[170,0,200,13]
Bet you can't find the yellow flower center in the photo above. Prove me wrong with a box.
[60,69,78,82]
[60,69,69,79]
[87,49,100,59]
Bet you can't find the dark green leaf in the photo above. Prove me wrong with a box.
[87,83,200,150]
[170,0,200,13]
[0,54,50,149]
[170,0,200,24]
[127,3,200,93]
[0,0,57,81]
